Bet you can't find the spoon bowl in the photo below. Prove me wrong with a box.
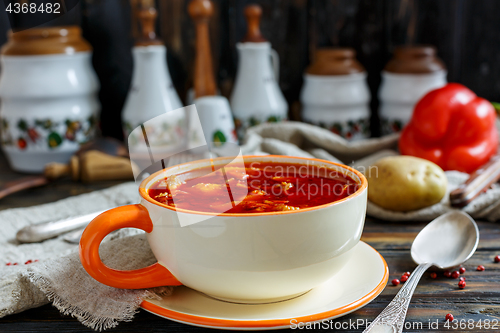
[364,211,479,333]
[411,211,480,269]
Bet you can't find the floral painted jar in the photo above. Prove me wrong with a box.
[0,26,99,173]
[300,48,371,141]
[379,45,447,135]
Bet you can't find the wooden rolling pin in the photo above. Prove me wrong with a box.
[450,154,500,207]
[45,150,134,183]
[188,0,217,98]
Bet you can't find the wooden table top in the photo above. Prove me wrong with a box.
[0,152,499,332]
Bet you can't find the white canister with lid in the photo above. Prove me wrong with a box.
[122,4,184,142]
[301,48,371,140]
[0,26,100,173]
[379,46,447,135]
[121,44,184,137]
[122,4,188,164]
[195,96,238,146]
[230,4,288,142]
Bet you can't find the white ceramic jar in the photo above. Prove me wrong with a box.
[300,48,371,140]
[230,42,288,141]
[379,46,447,135]
[379,71,446,134]
[0,26,99,173]
[122,45,183,138]
[301,73,371,140]
[123,45,188,169]
[195,96,238,146]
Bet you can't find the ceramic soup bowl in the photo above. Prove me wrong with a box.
[79,155,367,303]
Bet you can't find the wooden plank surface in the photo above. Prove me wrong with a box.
[0,148,499,332]
[1,220,499,332]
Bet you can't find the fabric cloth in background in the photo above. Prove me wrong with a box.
[241,121,500,222]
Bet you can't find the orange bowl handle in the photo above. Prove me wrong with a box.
[79,204,182,289]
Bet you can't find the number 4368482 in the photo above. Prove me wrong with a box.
[5,2,61,14]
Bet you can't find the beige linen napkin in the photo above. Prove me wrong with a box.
[241,121,500,222]
[0,182,172,331]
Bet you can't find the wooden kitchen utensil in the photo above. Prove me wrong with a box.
[450,154,500,207]
[135,0,163,46]
[0,138,133,200]
[188,0,217,98]
[45,150,134,183]
[45,138,133,182]
[0,176,50,201]
[241,4,266,43]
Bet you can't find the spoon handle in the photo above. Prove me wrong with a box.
[363,262,432,333]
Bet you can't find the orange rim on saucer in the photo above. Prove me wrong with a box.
[140,242,388,329]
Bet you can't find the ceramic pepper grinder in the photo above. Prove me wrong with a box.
[189,0,217,99]
[230,4,288,142]
[300,48,371,140]
[189,0,237,146]
[121,0,184,143]
[379,45,447,135]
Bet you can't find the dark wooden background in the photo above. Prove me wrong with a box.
[1,0,499,140]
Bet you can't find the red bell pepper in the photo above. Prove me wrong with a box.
[399,83,498,173]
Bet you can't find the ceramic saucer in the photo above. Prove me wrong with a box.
[141,241,388,330]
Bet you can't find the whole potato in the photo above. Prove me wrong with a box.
[367,156,447,212]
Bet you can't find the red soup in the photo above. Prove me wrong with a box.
[148,161,359,214]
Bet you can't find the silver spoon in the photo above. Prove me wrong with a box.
[364,211,479,333]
